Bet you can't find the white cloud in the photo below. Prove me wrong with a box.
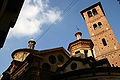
[9,0,62,38]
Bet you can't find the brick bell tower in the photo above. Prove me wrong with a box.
[81,2,120,67]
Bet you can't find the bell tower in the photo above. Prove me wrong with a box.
[81,2,120,66]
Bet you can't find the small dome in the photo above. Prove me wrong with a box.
[75,32,82,40]
[28,39,36,49]
[75,32,82,37]
[28,39,36,43]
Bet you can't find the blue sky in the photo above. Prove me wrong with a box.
[0,0,120,74]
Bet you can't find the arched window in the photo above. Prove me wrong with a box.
[93,24,97,30]
[92,9,98,15]
[71,62,77,70]
[98,22,102,27]
[42,63,51,71]
[75,51,80,54]
[84,50,88,57]
[102,38,107,46]
[87,11,93,17]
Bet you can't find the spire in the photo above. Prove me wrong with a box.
[75,32,82,40]
[28,39,36,49]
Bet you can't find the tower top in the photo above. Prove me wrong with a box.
[28,39,36,49]
[80,2,105,20]
[75,32,82,40]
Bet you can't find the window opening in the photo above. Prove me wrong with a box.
[49,55,56,64]
[92,9,98,15]
[98,22,102,27]
[75,51,80,54]
[71,62,77,70]
[58,55,64,63]
[93,24,98,30]
[84,50,88,57]
[102,38,107,46]
[112,64,114,67]
[87,11,93,17]
[42,63,51,71]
